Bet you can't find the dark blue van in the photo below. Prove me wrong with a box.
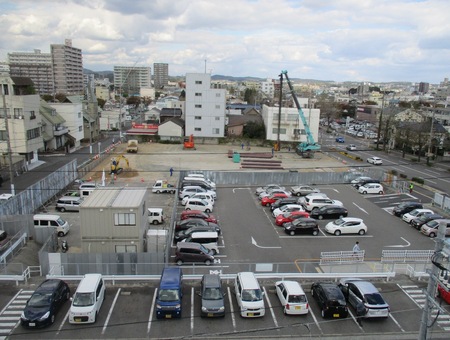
[156,267,183,319]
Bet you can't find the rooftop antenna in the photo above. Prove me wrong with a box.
[204,59,207,73]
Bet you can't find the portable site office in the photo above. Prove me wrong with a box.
[79,188,148,253]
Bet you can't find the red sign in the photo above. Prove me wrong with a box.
[131,122,159,129]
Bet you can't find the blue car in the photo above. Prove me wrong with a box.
[336,137,345,143]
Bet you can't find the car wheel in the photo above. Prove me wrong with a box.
[363,191,367,194]
[283,307,287,315]
[318,215,323,220]
[60,207,66,212]
[312,207,319,213]
[312,230,319,236]
[171,190,176,194]
[429,232,436,238]
[321,309,325,318]
[334,230,341,236]
[176,259,183,266]
[290,231,295,236]
[379,191,383,195]
[211,249,217,255]
[296,192,301,197]
[265,203,271,207]
[152,220,159,225]
[338,215,344,219]
[205,209,211,213]
[65,291,70,301]
[186,208,191,211]
[358,229,366,235]
[156,190,161,194]
[58,231,65,237]
[50,314,55,324]
[205,260,211,266]
[311,288,315,297]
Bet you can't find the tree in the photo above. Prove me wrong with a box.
[244,88,257,104]
[97,98,106,109]
[243,121,265,139]
[316,93,338,130]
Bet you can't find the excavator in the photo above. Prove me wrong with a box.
[183,134,195,149]
[111,155,129,175]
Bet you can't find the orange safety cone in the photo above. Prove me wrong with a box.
[114,175,117,180]
[141,178,144,182]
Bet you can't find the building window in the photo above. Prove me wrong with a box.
[114,213,136,226]
[216,93,221,97]
[272,128,287,134]
[195,104,202,108]
[30,110,36,120]
[215,117,220,121]
[78,112,81,118]
[194,127,202,131]
[13,108,23,119]
[212,128,220,134]
[195,80,202,84]
[0,108,10,118]
[51,109,57,116]
[195,116,202,120]
[195,92,202,96]
[26,128,40,140]
[0,130,7,141]
[215,105,220,109]
[115,245,137,253]
[79,126,82,132]
[2,84,8,95]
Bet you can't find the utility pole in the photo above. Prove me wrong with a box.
[376,91,385,151]
[277,73,283,151]
[427,108,436,165]
[1,77,15,195]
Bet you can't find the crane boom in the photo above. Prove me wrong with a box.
[281,70,321,157]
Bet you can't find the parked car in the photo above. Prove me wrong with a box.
[276,211,310,226]
[310,205,348,220]
[335,137,345,143]
[346,144,357,151]
[420,219,450,237]
[298,193,329,206]
[310,282,348,318]
[275,281,309,315]
[301,196,343,213]
[358,183,384,195]
[181,192,215,206]
[283,218,319,236]
[437,281,450,304]
[393,201,423,217]
[411,213,443,230]
[351,176,373,187]
[174,224,221,242]
[270,197,300,211]
[199,274,225,317]
[20,279,70,328]
[338,278,390,318]
[324,217,367,236]
[402,209,434,224]
[367,156,383,165]
[354,179,381,190]
[0,230,10,253]
[179,186,216,200]
[272,204,305,218]
[255,184,285,196]
[261,193,289,207]
[290,185,320,197]
[184,198,213,213]
[180,210,218,224]
[259,189,291,200]
[175,242,215,265]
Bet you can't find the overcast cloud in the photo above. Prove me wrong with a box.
[0,0,449,83]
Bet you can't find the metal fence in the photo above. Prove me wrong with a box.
[320,250,365,264]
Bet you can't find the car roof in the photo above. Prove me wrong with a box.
[203,274,221,287]
[37,279,64,291]
[340,217,363,222]
[277,280,305,294]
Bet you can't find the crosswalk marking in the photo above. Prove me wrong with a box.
[0,289,30,338]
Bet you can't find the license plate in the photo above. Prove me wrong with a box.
[207,313,214,317]
[333,313,340,318]
[29,323,35,327]
[248,313,254,317]
[165,314,172,319]
[295,306,301,310]
[74,318,82,322]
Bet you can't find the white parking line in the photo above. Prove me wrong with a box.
[389,313,405,332]
[263,287,278,328]
[57,309,70,335]
[147,288,158,334]
[102,288,121,335]
[190,287,194,335]
[227,287,236,331]
[307,306,323,334]
[347,309,364,331]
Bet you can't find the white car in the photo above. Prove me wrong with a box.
[184,198,213,213]
[290,185,320,197]
[402,209,434,223]
[346,144,357,151]
[325,217,368,236]
[358,183,384,195]
[351,176,372,187]
[275,281,309,315]
[272,204,304,218]
[297,192,328,206]
[255,184,285,196]
[367,156,383,165]
[181,192,215,206]
[259,189,291,200]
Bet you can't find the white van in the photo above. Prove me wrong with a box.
[234,272,265,317]
[69,273,105,324]
[183,177,216,189]
[33,214,70,237]
[184,198,213,213]
[79,183,99,198]
[181,231,219,254]
[147,208,164,225]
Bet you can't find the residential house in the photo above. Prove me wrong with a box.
[39,100,70,152]
[158,117,184,142]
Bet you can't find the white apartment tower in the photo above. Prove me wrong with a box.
[51,39,84,95]
[185,73,226,138]
[114,66,151,95]
[153,63,169,89]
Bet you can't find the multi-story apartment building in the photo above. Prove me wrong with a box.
[418,82,430,95]
[50,39,84,95]
[185,73,226,138]
[7,49,54,95]
[114,66,151,95]
[260,78,275,98]
[153,63,169,89]
[0,73,44,167]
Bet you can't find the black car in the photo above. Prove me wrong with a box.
[355,179,380,189]
[174,225,221,242]
[199,274,226,317]
[284,218,319,236]
[270,197,299,211]
[311,282,348,318]
[21,279,70,328]
[310,205,348,220]
[411,213,444,230]
[175,218,219,232]
[393,201,423,217]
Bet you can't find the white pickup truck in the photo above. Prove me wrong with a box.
[152,180,176,194]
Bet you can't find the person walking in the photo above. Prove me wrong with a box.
[169,167,173,177]
[409,182,414,194]
[356,301,367,327]
[241,142,244,150]
[352,241,361,260]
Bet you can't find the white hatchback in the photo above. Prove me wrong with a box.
[184,198,213,213]
[358,183,384,195]
[325,217,368,236]
[272,204,304,218]
[275,281,309,315]
[367,156,383,165]
[181,192,215,206]
[402,209,434,223]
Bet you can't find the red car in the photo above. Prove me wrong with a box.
[261,193,289,207]
[437,282,450,304]
[275,211,310,226]
[180,210,218,224]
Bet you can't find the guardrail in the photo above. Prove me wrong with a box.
[381,250,433,263]
[320,250,365,264]
[0,233,27,264]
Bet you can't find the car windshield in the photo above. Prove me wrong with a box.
[364,293,385,305]
[199,244,210,253]
[427,221,439,228]
[409,210,420,216]
[419,215,432,222]
[28,292,52,307]
[288,294,307,303]
[282,212,292,218]
[241,289,262,302]
[333,218,345,226]
[203,287,222,300]
[159,289,180,302]
[72,292,95,307]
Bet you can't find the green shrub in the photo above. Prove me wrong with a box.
[400,173,407,179]
[412,177,424,184]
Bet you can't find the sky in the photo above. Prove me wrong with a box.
[0,0,449,84]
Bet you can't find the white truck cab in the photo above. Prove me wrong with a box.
[148,208,164,225]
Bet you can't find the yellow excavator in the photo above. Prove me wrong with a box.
[111,155,129,175]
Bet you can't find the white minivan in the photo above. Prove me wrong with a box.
[234,272,265,317]
[184,198,213,213]
[33,214,70,237]
[69,273,105,324]
[183,176,216,189]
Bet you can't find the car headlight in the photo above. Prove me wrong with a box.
[20,311,28,320]
[219,306,225,311]
[38,311,50,321]
[156,304,161,309]
[201,306,208,312]
[175,304,181,309]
